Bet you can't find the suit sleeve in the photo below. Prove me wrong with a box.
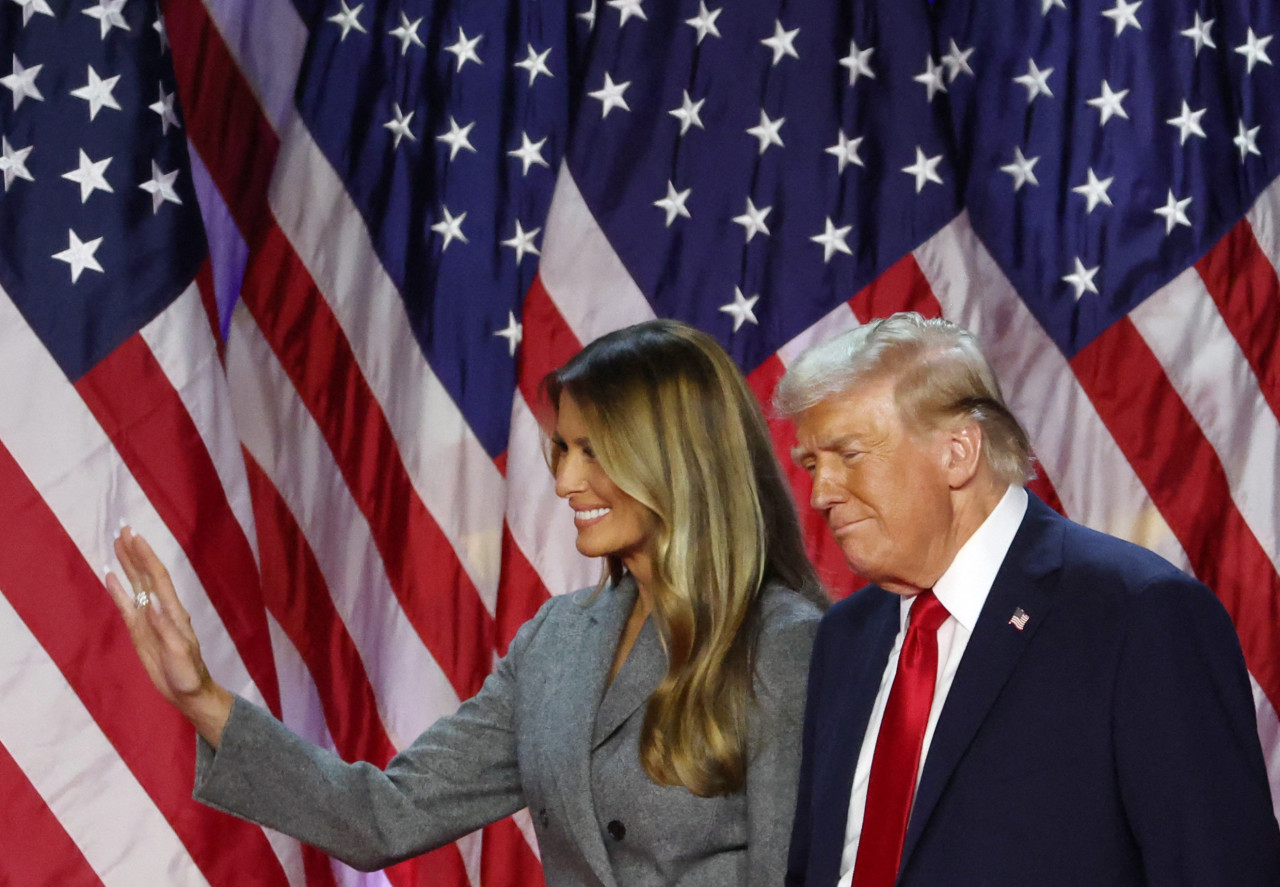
[192,596,560,871]
[746,594,821,887]
[1113,573,1280,886]
[784,612,829,887]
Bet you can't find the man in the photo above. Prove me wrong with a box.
[778,313,1280,886]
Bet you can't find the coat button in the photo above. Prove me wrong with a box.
[607,820,626,840]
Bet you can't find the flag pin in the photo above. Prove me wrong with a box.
[1008,607,1030,631]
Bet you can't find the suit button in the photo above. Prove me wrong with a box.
[607,820,626,840]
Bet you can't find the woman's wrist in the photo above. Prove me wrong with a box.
[181,683,234,749]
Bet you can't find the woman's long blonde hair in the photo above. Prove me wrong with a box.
[544,320,823,797]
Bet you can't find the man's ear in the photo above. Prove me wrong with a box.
[943,421,983,489]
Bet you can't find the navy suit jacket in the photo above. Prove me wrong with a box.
[787,494,1280,886]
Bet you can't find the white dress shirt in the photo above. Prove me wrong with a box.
[835,485,1028,887]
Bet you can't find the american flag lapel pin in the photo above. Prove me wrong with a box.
[1008,607,1030,631]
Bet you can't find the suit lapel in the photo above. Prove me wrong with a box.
[899,496,1066,870]
[811,589,901,885]
[592,616,665,749]
[543,577,636,887]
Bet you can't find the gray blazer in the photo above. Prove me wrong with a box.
[194,577,821,886]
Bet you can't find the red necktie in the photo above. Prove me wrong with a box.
[851,589,950,887]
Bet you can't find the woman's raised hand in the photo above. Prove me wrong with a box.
[104,526,233,747]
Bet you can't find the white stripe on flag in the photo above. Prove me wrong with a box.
[0,592,211,887]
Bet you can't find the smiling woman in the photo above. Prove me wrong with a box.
[105,318,826,887]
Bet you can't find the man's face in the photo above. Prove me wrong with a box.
[792,377,956,595]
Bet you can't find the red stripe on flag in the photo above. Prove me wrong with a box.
[162,0,279,245]
[1072,319,1280,712]
[850,254,944,323]
[1195,219,1280,420]
[518,275,583,430]
[0,741,100,887]
[243,225,495,700]
[0,441,292,887]
[246,454,469,887]
[748,354,860,599]
[74,334,282,718]
[481,818,547,887]
[496,524,552,655]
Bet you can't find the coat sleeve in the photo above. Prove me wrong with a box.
[1112,572,1280,886]
[746,592,822,887]
[192,595,562,871]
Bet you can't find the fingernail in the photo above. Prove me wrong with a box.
[119,518,128,529]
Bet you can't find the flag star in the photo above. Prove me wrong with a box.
[1062,257,1100,300]
[669,90,705,135]
[436,116,477,160]
[12,0,54,26]
[1235,28,1273,74]
[2,55,43,109]
[826,130,865,174]
[383,102,416,149]
[83,0,129,39]
[1000,146,1040,191]
[811,217,853,263]
[720,287,760,332]
[1166,100,1206,145]
[430,205,468,250]
[62,149,114,203]
[1180,12,1215,56]
[139,161,182,213]
[1087,80,1129,125]
[761,20,800,66]
[0,136,34,191]
[746,109,785,154]
[902,146,944,192]
[494,311,523,357]
[154,13,169,52]
[389,13,425,55]
[607,0,646,26]
[508,132,550,175]
[1072,167,1114,213]
[444,26,483,70]
[501,220,541,264]
[1234,120,1261,160]
[327,1,367,41]
[1041,0,1065,13]
[1101,0,1141,36]
[71,65,122,120]
[914,55,948,102]
[578,0,597,29]
[839,40,875,87]
[515,44,553,85]
[1153,189,1192,234]
[149,84,181,134]
[685,2,722,44]
[53,229,105,283]
[732,197,772,242]
[589,72,631,118]
[941,39,974,82]
[654,181,692,226]
[1014,58,1054,103]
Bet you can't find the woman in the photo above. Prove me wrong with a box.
[107,319,825,887]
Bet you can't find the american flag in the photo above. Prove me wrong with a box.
[2,0,1276,883]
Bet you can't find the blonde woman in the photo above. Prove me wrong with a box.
[108,319,826,887]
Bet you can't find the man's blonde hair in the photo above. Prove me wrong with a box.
[774,312,1035,486]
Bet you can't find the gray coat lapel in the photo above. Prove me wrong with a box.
[592,616,666,749]
[899,495,1066,871]
[543,578,636,887]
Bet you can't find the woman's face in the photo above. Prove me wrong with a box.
[552,393,655,569]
